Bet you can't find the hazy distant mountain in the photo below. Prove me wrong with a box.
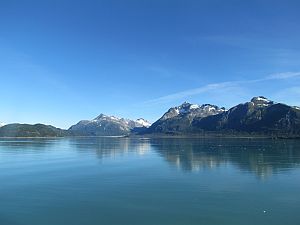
[0,123,67,137]
[69,114,151,136]
[147,102,225,134]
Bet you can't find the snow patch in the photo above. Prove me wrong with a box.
[256,97,270,102]
[190,104,200,109]
[294,106,300,110]
[136,118,151,127]
[203,105,215,111]
[251,96,273,107]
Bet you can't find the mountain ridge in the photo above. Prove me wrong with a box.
[68,114,151,136]
[0,123,67,137]
[1,96,300,138]
[191,96,300,136]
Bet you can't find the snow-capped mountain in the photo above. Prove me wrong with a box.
[2,96,299,137]
[192,96,300,135]
[69,114,151,136]
[160,102,225,121]
[147,102,225,133]
[145,96,300,136]
[250,96,274,107]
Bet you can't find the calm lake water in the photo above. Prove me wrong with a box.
[0,137,300,225]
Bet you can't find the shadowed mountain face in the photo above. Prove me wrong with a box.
[145,96,300,137]
[147,102,225,134]
[192,96,300,136]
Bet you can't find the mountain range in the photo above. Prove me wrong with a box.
[68,114,151,136]
[1,96,300,138]
[191,97,300,136]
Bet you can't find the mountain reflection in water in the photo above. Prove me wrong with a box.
[67,137,300,179]
[1,137,300,225]
[1,137,299,179]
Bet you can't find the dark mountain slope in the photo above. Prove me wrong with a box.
[192,97,300,136]
[147,102,225,134]
[0,123,67,137]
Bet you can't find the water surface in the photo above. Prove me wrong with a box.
[0,137,300,225]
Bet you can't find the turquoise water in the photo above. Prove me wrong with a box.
[0,137,300,225]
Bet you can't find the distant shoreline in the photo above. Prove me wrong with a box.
[0,134,299,139]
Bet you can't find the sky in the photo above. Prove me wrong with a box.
[1,0,300,128]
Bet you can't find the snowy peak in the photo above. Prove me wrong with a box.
[69,113,152,136]
[149,101,226,134]
[161,102,225,121]
[93,114,120,121]
[201,104,226,113]
[250,96,274,107]
[177,102,199,114]
[92,114,151,128]
[0,122,5,128]
[135,118,151,128]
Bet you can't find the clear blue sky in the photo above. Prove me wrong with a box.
[1,0,300,128]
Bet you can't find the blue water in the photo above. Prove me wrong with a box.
[0,137,300,225]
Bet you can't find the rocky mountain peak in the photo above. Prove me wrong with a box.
[69,113,152,136]
[135,118,152,128]
[159,102,225,122]
[94,114,120,121]
[250,96,274,107]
